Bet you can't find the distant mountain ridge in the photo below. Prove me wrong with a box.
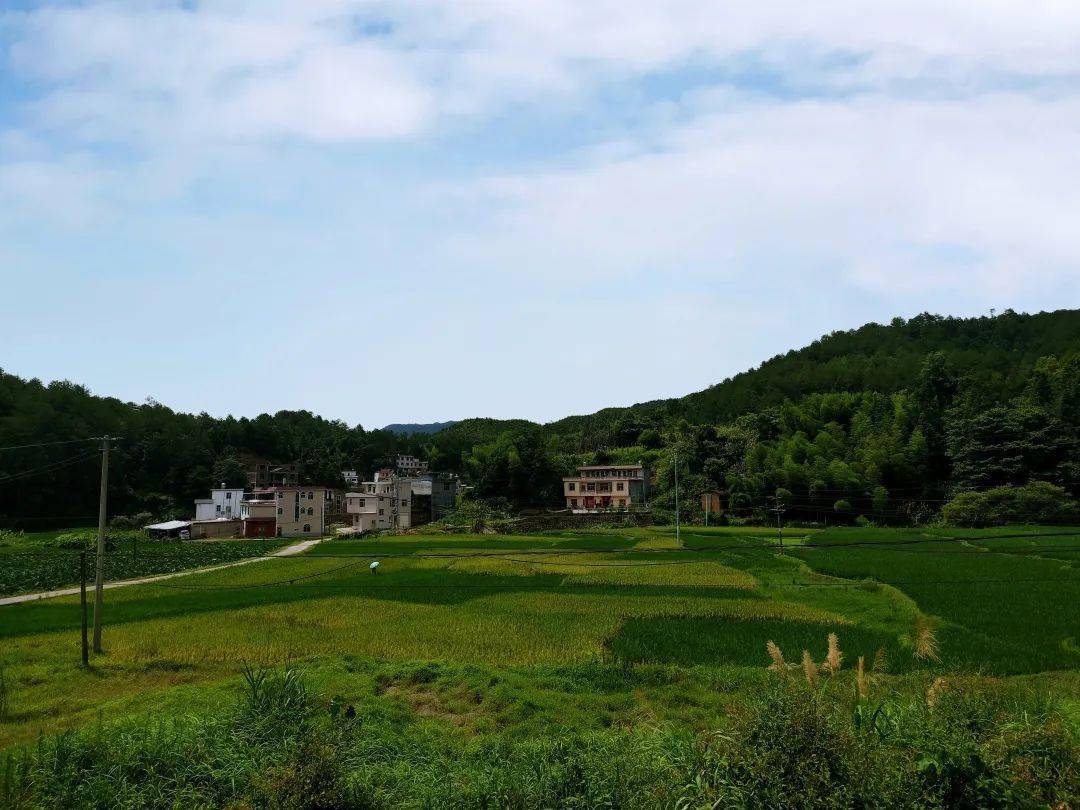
[382,421,458,435]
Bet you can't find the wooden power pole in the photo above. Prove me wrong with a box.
[92,436,111,653]
[673,449,681,548]
[80,550,89,666]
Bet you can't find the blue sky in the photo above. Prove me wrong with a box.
[1,2,1079,428]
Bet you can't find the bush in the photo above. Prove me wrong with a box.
[680,679,1079,809]
[438,500,513,534]
[4,670,1076,808]
[682,682,914,808]
[942,481,1080,527]
[0,528,23,547]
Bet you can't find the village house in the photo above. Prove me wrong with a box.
[405,472,460,522]
[346,470,412,531]
[239,453,299,488]
[194,485,245,521]
[395,454,428,476]
[241,486,344,537]
[343,468,460,533]
[563,463,649,511]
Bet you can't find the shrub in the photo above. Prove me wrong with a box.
[4,670,1076,808]
[0,528,24,546]
[942,481,1080,527]
[438,500,513,534]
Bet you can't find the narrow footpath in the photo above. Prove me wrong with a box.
[0,535,326,607]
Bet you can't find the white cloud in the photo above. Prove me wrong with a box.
[2,1,1079,327]
[437,92,1080,297]
[7,1,1080,149]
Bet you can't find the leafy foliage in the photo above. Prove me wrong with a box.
[3,667,1075,808]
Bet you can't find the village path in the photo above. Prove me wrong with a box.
[0,535,327,607]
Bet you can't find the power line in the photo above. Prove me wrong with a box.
[0,450,102,486]
[0,438,106,453]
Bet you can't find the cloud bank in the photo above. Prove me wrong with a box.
[1,1,1078,422]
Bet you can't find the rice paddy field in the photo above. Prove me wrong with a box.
[1,524,1078,806]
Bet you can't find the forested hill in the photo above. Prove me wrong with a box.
[1,308,1078,526]
[543,309,1080,445]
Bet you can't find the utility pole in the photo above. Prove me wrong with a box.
[92,435,110,654]
[673,449,680,548]
[79,551,89,666]
[767,497,785,550]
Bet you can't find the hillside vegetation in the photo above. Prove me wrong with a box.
[1,309,1078,525]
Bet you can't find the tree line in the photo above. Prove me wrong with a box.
[2,309,1078,527]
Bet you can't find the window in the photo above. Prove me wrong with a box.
[402,500,408,507]
[303,523,311,533]
[571,498,578,507]
[568,482,576,491]
[277,491,284,499]
[277,507,283,515]
[308,491,314,499]
[378,509,384,516]
[619,499,626,507]
[587,483,595,491]
[307,507,314,516]
[226,492,232,500]
[216,504,221,513]
[617,482,624,491]
[359,499,366,507]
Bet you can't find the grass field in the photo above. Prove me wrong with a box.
[0,525,1077,805]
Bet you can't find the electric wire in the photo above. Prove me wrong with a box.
[0,438,105,453]
[0,450,102,486]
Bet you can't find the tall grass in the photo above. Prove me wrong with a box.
[3,667,1074,808]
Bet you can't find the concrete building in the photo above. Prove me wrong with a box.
[241,486,344,537]
[345,476,414,531]
[239,453,299,488]
[194,485,245,521]
[344,491,392,532]
[341,470,360,486]
[339,469,460,533]
[395,455,428,476]
[418,472,459,521]
[563,463,649,511]
[240,492,277,539]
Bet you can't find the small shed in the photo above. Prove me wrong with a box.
[190,518,242,540]
[144,520,191,540]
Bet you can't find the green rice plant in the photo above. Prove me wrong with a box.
[0,667,8,722]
